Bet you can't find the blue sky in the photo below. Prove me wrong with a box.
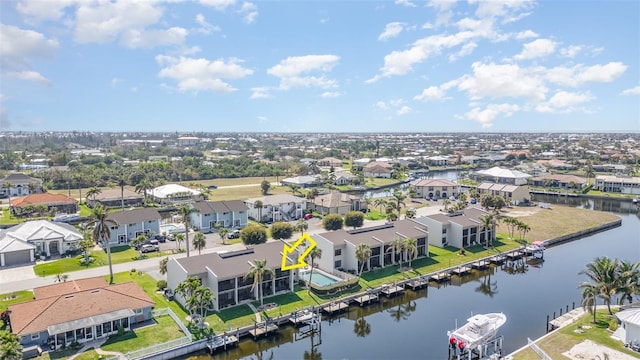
[1,0,638,133]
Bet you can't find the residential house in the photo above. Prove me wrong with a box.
[615,306,640,346]
[363,161,393,178]
[427,156,450,166]
[105,208,161,245]
[471,166,531,185]
[333,172,357,186]
[280,175,324,188]
[190,200,249,233]
[310,220,429,274]
[177,136,200,146]
[166,241,294,311]
[413,207,494,249]
[11,193,77,216]
[147,184,202,205]
[309,192,367,216]
[317,157,343,167]
[9,277,154,350]
[0,173,43,198]
[245,194,306,222]
[476,182,531,205]
[0,220,82,266]
[410,178,459,199]
[595,175,640,195]
[87,188,144,209]
[529,174,586,190]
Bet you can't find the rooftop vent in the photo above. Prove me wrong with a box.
[219,248,255,258]
[347,223,394,234]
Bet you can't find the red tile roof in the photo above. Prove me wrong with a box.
[11,193,77,207]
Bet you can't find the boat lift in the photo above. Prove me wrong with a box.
[448,335,504,360]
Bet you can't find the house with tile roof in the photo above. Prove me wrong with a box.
[11,193,77,216]
[147,183,202,205]
[410,178,460,199]
[280,175,324,188]
[471,166,531,185]
[244,194,306,222]
[363,161,393,178]
[189,200,249,233]
[0,173,43,198]
[476,182,531,205]
[87,188,144,209]
[0,220,82,266]
[413,207,494,249]
[8,277,155,349]
[104,208,161,245]
[529,174,587,190]
[310,220,429,273]
[309,192,367,216]
[166,241,294,311]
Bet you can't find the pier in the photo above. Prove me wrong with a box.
[206,335,239,354]
[505,249,524,261]
[405,277,429,290]
[354,291,379,306]
[322,301,350,314]
[489,255,506,265]
[381,284,404,297]
[471,259,490,270]
[289,308,316,326]
[430,271,452,282]
[248,320,279,339]
[451,266,472,276]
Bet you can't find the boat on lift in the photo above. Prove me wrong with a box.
[447,313,507,352]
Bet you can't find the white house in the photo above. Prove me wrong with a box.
[410,178,459,199]
[189,200,249,233]
[105,208,161,245]
[413,207,494,249]
[280,175,324,188]
[244,194,306,222]
[471,166,532,185]
[147,184,202,205]
[0,173,43,197]
[363,162,393,178]
[476,182,531,205]
[615,306,640,346]
[0,220,82,266]
[595,175,640,195]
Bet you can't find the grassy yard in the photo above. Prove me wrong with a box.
[101,315,186,354]
[0,290,34,313]
[73,349,99,360]
[206,184,289,201]
[512,309,640,359]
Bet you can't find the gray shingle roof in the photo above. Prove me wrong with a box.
[107,208,161,224]
[312,220,428,247]
[192,200,248,214]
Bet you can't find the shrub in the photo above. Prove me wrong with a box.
[270,221,293,240]
[157,280,167,291]
[609,320,618,331]
[240,224,268,245]
[322,213,344,231]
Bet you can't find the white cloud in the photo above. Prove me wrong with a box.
[257,116,269,123]
[195,14,221,34]
[545,62,628,87]
[536,91,593,113]
[7,71,50,85]
[414,86,446,101]
[156,56,253,93]
[458,62,548,101]
[464,103,520,128]
[16,0,76,23]
[427,0,457,27]
[267,55,340,90]
[379,22,405,41]
[515,30,538,40]
[449,42,477,62]
[111,78,124,87]
[395,0,416,7]
[375,101,389,110]
[0,24,59,70]
[199,0,237,11]
[250,87,271,99]
[621,86,640,96]
[514,38,557,60]
[397,106,412,115]
[560,45,583,58]
[240,2,258,24]
[120,27,188,49]
[473,0,535,21]
[321,91,341,98]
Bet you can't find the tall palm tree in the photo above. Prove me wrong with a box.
[135,179,152,205]
[0,329,22,360]
[90,204,117,284]
[117,175,126,211]
[503,217,518,240]
[192,232,206,255]
[579,257,619,315]
[254,200,264,223]
[479,213,495,247]
[355,243,371,277]
[178,204,196,257]
[306,247,323,294]
[404,238,418,269]
[579,282,598,324]
[218,228,229,245]
[244,259,275,307]
[517,222,531,243]
[392,190,406,218]
[387,238,406,269]
[175,276,202,315]
[175,233,185,252]
[86,187,101,205]
[616,260,639,305]
[74,174,84,204]
[194,286,214,318]
[2,181,13,216]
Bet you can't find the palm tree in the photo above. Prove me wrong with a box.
[616,260,639,305]
[159,257,169,275]
[0,329,22,360]
[135,179,152,205]
[178,204,196,257]
[306,247,323,294]
[387,238,406,269]
[288,184,301,196]
[244,259,275,307]
[192,232,206,255]
[355,243,371,277]
[295,219,308,235]
[579,257,619,315]
[392,190,406,218]
[363,195,373,213]
[86,187,101,205]
[117,175,126,211]
[579,281,598,324]
[90,204,117,284]
[218,228,229,245]
[175,276,202,315]
[254,200,264,223]
[442,199,451,212]
[74,174,84,204]
[35,204,48,219]
[175,233,185,252]
[503,217,518,239]
[517,222,531,243]
[374,198,387,213]
[2,181,12,216]
[479,213,495,247]
[193,286,214,318]
[404,238,418,269]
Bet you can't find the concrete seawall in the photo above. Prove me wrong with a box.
[544,217,622,247]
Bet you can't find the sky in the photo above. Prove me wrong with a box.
[1,0,639,133]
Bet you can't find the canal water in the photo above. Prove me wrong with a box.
[187,196,639,360]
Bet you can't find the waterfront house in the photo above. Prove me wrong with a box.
[147,184,202,205]
[363,161,393,178]
[333,172,357,185]
[0,173,43,198]
[309,192,367,216]
[615,306,640,346]
[166,241,294,311]
[11,193,77,216]
[244,194,306,222]
[310,220,429,274]
[410,178,459,199]
[280,175,324,188]
[9,277,154,350]
[189,200,249,233]
[529,174,586,190]
[86,188,144,209]
[317,157,343,167]
[105,208,161,245]
[0,220,82,266]
[471,166,531,185]
[413,207,494,249]
[594,175,640,195]
[476,182,531,205]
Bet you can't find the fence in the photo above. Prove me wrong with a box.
[527,337,552,360]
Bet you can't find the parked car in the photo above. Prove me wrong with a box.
[303,213,314,220]
[228,229,241,239]
[470,198,477,204]
[140,244,159,253]
[154,234,167,243]
[208,184,218,189]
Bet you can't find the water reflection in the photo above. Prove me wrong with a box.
[475,270,498,298]
[353,317,370,338]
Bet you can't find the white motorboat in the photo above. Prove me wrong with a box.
[525,241,546,255]
[447,312,507,351]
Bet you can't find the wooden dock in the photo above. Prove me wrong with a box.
[506,250,524,261]
[451,266,472,276]
[405,277,429,290]
[354,292,379,306]
[429,272,451,282]
[489,255,506,264]
[381,284,404,297]
[248,322,279,339]
[206,335,238,354]
[471,259,489,270]
[289,309,316,326]
[322,301,350,315]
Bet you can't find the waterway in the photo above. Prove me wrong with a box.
[187,196,639,360]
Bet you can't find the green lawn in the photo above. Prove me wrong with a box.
[364,209,386,220]
[101,315,186,353]
[73,349,99,360]
[0,290,34,312]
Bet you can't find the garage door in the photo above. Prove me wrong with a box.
[3,250,32,266]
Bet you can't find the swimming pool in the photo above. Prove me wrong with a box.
[160,224,185,234]
[300,270,341,287]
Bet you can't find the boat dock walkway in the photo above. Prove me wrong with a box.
[322,301,350,314]
[451,266,472,276]
[206,335,239,354]
[248,322,279,339]
[354,292,379,306]
[381,284,404,297]
[430,271,452,282]
[405,277,429,290]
